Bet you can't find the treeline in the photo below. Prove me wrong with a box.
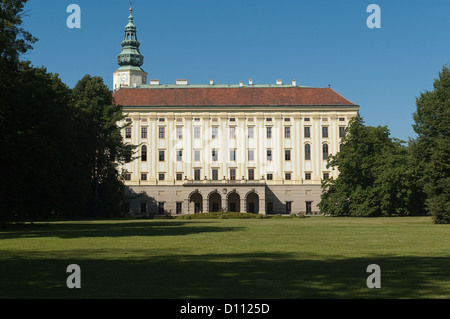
[319,66,450,224]
[0,1,134,223]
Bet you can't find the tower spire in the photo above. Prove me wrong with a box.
[117,4,144,68]
[113,5,148,90]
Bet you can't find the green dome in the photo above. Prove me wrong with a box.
[117,8,144,67]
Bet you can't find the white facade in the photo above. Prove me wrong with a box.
[116,100,358,215]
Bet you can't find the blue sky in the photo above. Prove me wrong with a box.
[22,0,450,142]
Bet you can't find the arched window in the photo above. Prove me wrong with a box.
[323,144,329,160]
[141,145,147,162]
[305,144,311,160]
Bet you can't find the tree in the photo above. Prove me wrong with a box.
[319,114,425,217]
[1,1,80,222]
[71,75,134,217]
[412,65,450,224]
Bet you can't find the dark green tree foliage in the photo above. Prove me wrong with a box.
[0,1,133,222]
[412,66,450,224]
[319,115,424,217]
[71,75,134,217]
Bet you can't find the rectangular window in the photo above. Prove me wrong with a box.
[141,146,147,161]
[267,173,273,180]
[125,127,132,139]
[194,150,201,162]
[285,149,291,161]
[266,127,272,138]
[304,117,310,122]
[194,169,201,181]
[158,202,165,214]
[141,127,147,138]
[248,127,254,138]
[322,126,328,138]
[176,202,182,214]
[176,150,182,162]
[212,150,218,161]
[230,168,236,181]
[248,149,254,161]
[267,150,272,161]
[212,169,219,181]
[158,173,165,181]
[284,127,290,138]
[339,126,345,138]
[286,201,292,214]
[159,118,165,122]
[194,127,201,139]
[176,127,183,139]
[141,173,147,181]
[266,117,272,122]
[284,118,291,122]
[339,117,345,122]
[176,173,183,181]
[159,150,165,162]
[305,172,311,180]
[306,201,312,214]
[285,172,291,180]
[304,126,311,138]
[159,127,165,138]
[212,127,218,139]
[248,168,255,181]
[323,172,329,180]
[124,173,131,181]
[229,127,236,139]
[230,149,236,161]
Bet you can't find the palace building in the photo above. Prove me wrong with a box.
[113,7,359,216]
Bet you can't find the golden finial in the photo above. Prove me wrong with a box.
[129,2,133,14]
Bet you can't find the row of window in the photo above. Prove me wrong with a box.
[136,200,315,215]
[124,170,330,182]
[126,126,346,139]
[140,143,329,162]
[129,117,347,124]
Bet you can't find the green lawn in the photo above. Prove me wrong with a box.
[1,216,449,299]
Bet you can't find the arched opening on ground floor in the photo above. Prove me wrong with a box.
[246,191,259,214]
[227,192,240,212]
[189,192,203,213]
[209,191,222,212]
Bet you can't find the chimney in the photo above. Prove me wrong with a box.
[239,81,243,87]
[292,79,296,86]
[150,79,160,85]
[249,79,253,85]
[210,79,214,85]
[276,79,282,85]
[176,79,188,85]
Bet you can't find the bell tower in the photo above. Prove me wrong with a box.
[113,4,147,91]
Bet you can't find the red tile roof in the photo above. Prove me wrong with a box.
[113,86,357,107]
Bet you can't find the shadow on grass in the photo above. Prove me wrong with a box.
[1,251,449,299]
[0,220,243,239]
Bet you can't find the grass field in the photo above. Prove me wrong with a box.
[1,216,449,299]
